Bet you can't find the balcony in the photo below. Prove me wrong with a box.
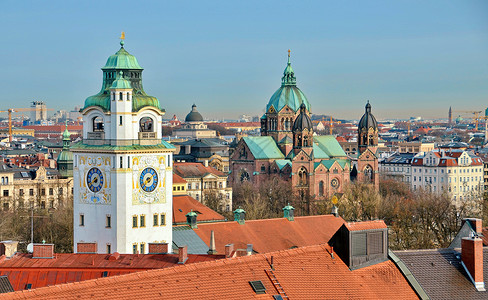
[139,132,157,139]
[87,132,105,140]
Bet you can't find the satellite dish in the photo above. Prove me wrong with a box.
[27,243,33,253]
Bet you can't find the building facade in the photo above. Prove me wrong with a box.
[173,162,232,211]
[0,164,73,211]
[72,39,175,254]
[410,149,484,206]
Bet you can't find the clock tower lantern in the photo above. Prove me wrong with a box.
[72,37,175,254]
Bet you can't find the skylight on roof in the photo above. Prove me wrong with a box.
[249,281,266,294]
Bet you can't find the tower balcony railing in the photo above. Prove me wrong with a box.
[87,132,105,140]
[138,132,157,139]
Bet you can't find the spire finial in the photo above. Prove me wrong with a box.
[120,31,125,47]
[287,49,291,64]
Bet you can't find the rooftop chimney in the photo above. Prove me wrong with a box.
[204,160,208,167]
[0,241,19,258]
[283,203,294,221]
[76,242,98,254]
[148,243,168,254]
[178,245,188,264]
[233,207,245,225]
[464,218,483,235]
[186,210,198,229]
[207,230,217,255]
[32,244,54,259]
[461,236,485,291]
[225,244,235,258]
[246,244,253,256]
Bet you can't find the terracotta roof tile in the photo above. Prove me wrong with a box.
[3,244,418,300]
[345,220,387,231]
[173,195,225,224]
[174,162,225,178]
[192,215,345,254]
[0,253,222,292]
[172,173,187,184]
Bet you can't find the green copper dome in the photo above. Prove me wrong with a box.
[102,41,143,70]
[83,41,162,113]
[111,71,132,89]
[266,53,311,113]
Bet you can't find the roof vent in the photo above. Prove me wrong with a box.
[0,276,14,294]
[249,280,266,294]
[234,207,245,225]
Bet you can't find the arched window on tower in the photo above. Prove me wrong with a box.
[319,181,324,196]
[364,165,373,182]
[298,167,308,187]
[139,117,154,132]
[93,116,104,132]
[261,165,266,173]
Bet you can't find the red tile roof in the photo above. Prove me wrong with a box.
[174,162,225,178]
[345,220,387,231]
[192,215,345,254]
[412,158,423,166]
[172,173,187,184]
[173,195,225,224]
[335,136,347,142]
[0,253,222,292]
[4,244,418,299]
[438,158,458,167]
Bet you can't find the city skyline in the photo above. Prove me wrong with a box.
[1,1,487,120]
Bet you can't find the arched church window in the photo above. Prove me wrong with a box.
[93,116,104,132]
[364,165,373,182]
[139,117,153,132]
[298,167,308,186]
[240,170,250,182]
[261,165,266,173]
[319,181,324,196]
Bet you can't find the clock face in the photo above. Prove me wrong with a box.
[140,167,158,193]
[331,178,339,189]
[87,168,104,193]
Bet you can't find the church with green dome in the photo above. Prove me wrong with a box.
[230,52,352,209]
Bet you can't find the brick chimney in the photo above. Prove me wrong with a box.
[32,244,54,259]
[464,218,483,235]
[148,243,168,254]
[178,245,188,264]
[76,242,98,253]
[225,244,234,258]
[461,236,485,291]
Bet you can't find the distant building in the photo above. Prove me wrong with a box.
[172,104,216,138]
[173,162,232,211]
[30,101,47,124]
[0,164,73,211]
[173,138,230,173]
[410,149,483,206]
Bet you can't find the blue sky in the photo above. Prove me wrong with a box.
[1,1,487,120]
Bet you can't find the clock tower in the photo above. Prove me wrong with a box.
[72,37,175,254]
